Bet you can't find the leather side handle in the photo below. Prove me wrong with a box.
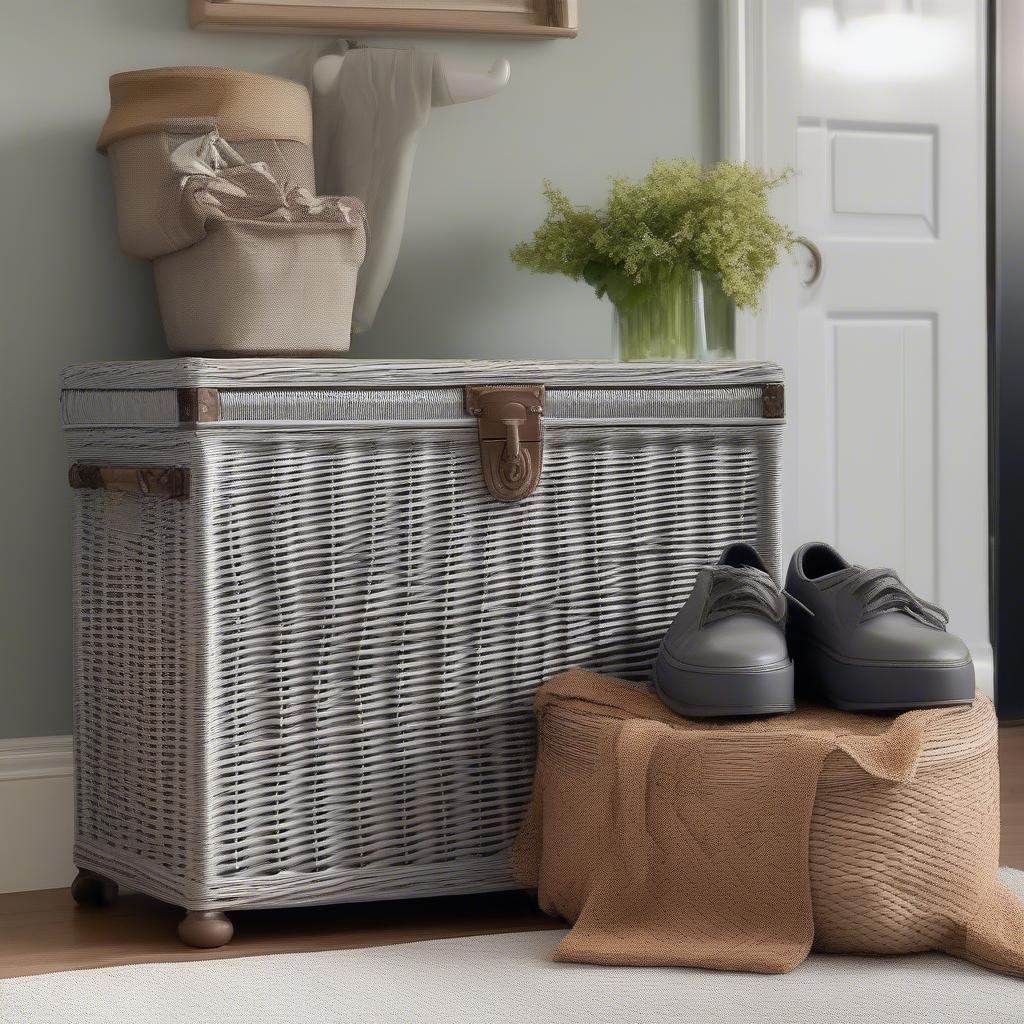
[69,464,190,499]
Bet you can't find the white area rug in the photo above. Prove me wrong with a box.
[4,870,1022,1024]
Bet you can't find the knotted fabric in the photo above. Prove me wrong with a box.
[172,128,366,231]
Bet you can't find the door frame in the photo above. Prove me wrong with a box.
[990,0,1024,718]
[720,0,996,702]
[719,0,775,364]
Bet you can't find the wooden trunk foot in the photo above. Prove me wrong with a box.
[178,910,234,948]
[71,869,118,907]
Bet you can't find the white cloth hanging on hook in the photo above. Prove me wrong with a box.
[312,48,434,334]
[280,43,510,334]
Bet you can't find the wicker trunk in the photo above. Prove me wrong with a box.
[62,358,783,945]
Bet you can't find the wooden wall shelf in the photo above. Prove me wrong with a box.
[190,0,578,37]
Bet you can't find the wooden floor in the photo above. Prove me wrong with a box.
[2,726,1023,981]
[1001,725,1024,867]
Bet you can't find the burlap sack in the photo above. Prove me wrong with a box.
[515,670,1024,977]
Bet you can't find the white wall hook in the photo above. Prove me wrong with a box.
[312,53,510,108]
[431,57,510,107]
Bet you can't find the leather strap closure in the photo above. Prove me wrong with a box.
[466,385,545,502]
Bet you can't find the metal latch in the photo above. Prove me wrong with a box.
[465,385,545,502]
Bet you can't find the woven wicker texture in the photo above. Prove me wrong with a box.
[72,487,193,887]
[62,385,772,428]
[65,360,782,912]
[61,358,781,391]
[514,670,1024,977]
[97,67,313,152]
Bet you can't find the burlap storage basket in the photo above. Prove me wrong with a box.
[153,218,366,355]
[518,674,1024,975]
[98,68,315,260]
[810,698,1002,956]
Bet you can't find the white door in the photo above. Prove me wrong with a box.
[722,0,991,692]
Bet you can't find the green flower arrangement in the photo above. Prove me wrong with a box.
[510,159,792,313]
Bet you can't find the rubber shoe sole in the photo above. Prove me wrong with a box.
[653,650,795,719]
[789,630,975,712]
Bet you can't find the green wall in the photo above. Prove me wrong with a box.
[0,0,719,738]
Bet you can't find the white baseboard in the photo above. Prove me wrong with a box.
[972,642,995,701]
[0,736,74,894]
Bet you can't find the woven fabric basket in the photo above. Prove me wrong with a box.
[97,67,366,356]
[105,123,317,262]
[153,218,366,356]
[98,68,316,262]
[62,358,784,936]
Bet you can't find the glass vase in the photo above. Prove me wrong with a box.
[615,269,735,361]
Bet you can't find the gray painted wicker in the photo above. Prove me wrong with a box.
[64,359,783,913]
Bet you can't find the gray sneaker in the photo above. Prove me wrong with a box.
[653,543,795,718]
[785,542,974,711]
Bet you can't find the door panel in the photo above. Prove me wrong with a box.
[798,121,939,236]
[832,318,936,597]
[831,128,935,225]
